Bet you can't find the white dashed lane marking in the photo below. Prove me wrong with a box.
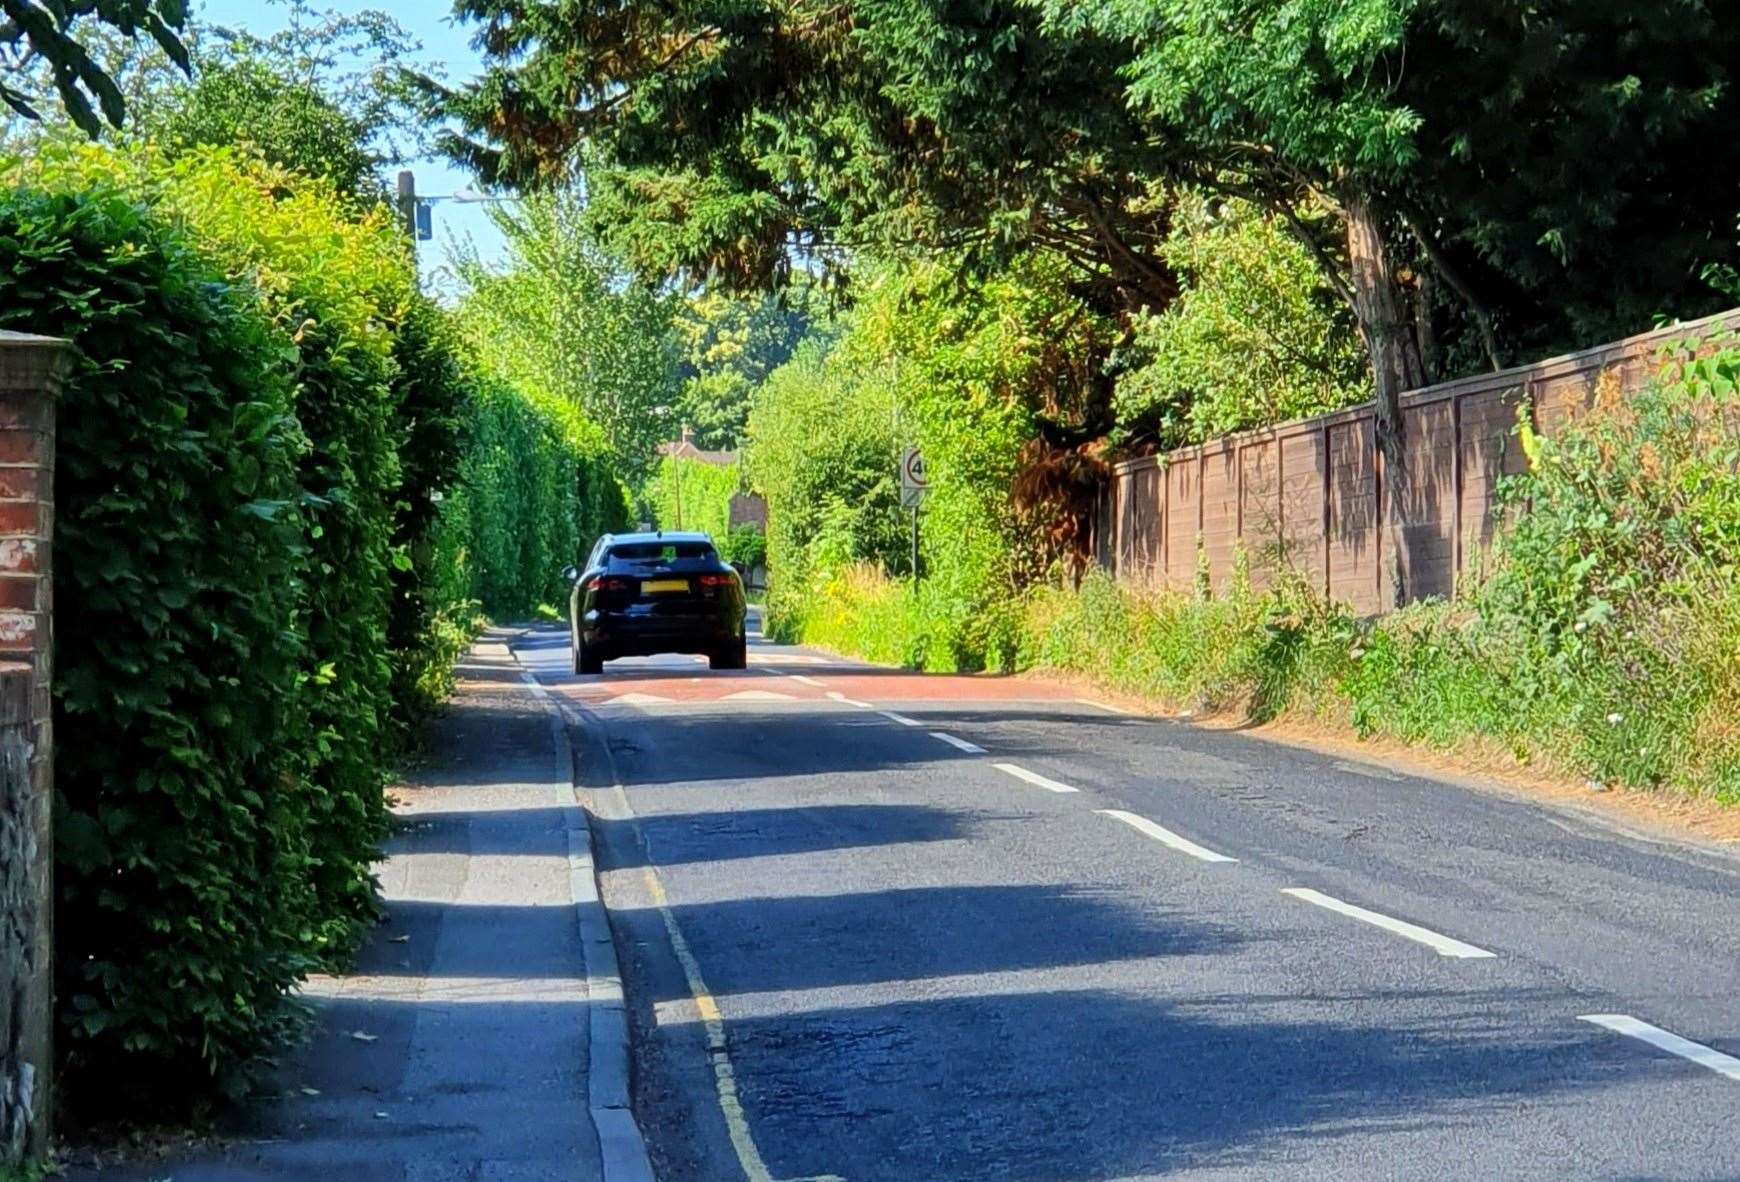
[993,762,1079,794]
[1281,888,1495,959]
[1580,1015,1740,1082]
[1097,809,1238,864]
[931,732,986,754]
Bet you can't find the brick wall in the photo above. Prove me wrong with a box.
[0,331,59,1165]
[1108,308,1740,612]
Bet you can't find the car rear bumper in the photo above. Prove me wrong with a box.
[581,611,742,657]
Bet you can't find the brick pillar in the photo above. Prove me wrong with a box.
[0,331,59,1166]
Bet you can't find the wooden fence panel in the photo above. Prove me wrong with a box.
[1326,416,1380,615]
[1395,398,1458,603]
[1201,446,1238,589]
[1277,427,1328,591]
[1106,306,1740,612]
[1165,452,1199,586]
[1236,437,1282,589]
[1127,460,1163,583]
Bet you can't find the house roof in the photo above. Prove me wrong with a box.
[657,427,737,466]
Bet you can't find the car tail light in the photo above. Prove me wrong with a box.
[587,576,631,592]
[698,573,734,587]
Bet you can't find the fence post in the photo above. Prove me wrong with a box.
[0,331,60,1167]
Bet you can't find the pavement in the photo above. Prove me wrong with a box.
[512,611,1740,1181]
[74,632,652,1182]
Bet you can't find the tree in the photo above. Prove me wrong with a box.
[422,1,1182,317]
[1116,193,1369,448]
[1048,0,1740,598]
[429,0,1740,597]
[674,291,821,450]
[147,56,381,199]
[450,189,681,482]
[0,0,188,134]
[208,0,431,165]
[0,0,188,135]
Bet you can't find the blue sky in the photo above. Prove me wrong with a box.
[199,0,507,275]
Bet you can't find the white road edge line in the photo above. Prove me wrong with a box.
[826,691,874,709]
[787,674,826,688]
[1074,697,1130,715]
[1579,1015,1740,1082]
[1281,888,1495,959]
[993,762,1079,794]
[931,732,986,755]
[1097,809,1237,864]
[879,710,922,727]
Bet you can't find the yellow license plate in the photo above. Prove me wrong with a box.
[641,579,689,593]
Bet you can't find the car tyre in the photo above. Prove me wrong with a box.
[710,636,747,671]
[577,639,604,675]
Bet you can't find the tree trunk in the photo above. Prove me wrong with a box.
[1343,192,1427,607]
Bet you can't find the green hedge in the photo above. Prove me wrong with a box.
[436,380,631,620]
[0,142,636,1112]
[0,183,320,1106]
[154,148,411,961]
[0,143,485,1112]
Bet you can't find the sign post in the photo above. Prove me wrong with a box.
[899,447,928,581]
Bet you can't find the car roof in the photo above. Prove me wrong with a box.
[602,531,715,546]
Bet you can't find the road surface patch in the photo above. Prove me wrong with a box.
[931,732,987,754]
[1333,759,1405,783]
[1097,808,1238,863]
[993,762,1080,794]
[1281,888,1495,959]
[1579,1015,1740,1082]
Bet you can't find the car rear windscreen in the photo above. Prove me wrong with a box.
[608,542,716,564]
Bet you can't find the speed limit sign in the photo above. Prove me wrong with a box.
[899,447,928,508]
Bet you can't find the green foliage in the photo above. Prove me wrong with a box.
[719,524,767,571]
[436,380,631,620]
[1116,193,1369,445]
[799,344,1740,806]
[1,131,604,1116]
[384,297,472,725]
[0,180,316,1107]
[755,254,1109,669]
[145,55,381,199]
[139,145,412,955]
[673,291,820,450]
[450,189,679,482]
[0,1,189,136]
[2,142,504,1110]
[1475,345,1740,796]
[747,336,905,639]
[647,455,738,540]
[424,0,1175,314]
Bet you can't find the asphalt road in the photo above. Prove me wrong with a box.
[516,615,1740,1182]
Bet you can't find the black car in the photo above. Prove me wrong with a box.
[564,531,748,674]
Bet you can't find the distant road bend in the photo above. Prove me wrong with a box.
[516,614,1740,1182]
